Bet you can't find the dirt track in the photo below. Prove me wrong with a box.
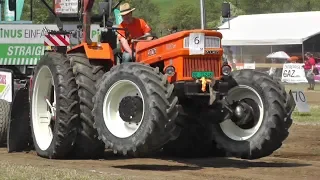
[0,124,319,180]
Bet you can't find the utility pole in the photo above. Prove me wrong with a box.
[200,0,206,29]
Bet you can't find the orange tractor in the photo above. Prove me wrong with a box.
[7,0,295,159]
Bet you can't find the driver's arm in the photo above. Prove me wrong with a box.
[119,37,132,55]
[140,19,153,40]
[117,27,133,55]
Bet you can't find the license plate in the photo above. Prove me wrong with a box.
[192,71,214,79]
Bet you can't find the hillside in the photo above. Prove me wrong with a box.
[150,0,199,21]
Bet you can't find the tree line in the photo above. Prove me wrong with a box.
[17,0,320,36]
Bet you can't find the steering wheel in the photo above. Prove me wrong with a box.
[135,33,158,41]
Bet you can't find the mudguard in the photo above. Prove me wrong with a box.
[7,85,33,152]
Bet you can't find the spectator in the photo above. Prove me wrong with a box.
[303,52,316,90]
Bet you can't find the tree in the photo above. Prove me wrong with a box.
[205,0,222,28]
[21,0,54,23]
[165,2,201,31]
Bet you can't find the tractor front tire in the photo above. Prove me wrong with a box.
[92,62,180,156]
[212,70,288,159]
[237,69,293,129]
[0,99,10,145]
[68,53,105,159]
[30,52,79,159]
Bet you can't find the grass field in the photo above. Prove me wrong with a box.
[0,161,109,180]
[292,105,320,123]
[284,83,320,92]
[284,83,319,123]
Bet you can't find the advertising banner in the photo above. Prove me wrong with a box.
[281,63,308,83]
[0,25,58,65]
[0,24,100,65]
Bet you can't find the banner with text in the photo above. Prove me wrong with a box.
[0,24,100,65]
[281,63,308,83]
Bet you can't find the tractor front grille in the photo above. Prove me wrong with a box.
[183,57,221,78]
[184,36,220,48]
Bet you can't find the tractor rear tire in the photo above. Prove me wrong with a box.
[30,52,79,159]
[92,62,181,156]
[0,99,10,145]
[212,69,288,159]
[68,53,105,159]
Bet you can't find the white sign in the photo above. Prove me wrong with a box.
[189,33,205,55]
[281,63,307,83]
[0,25,59,44]
[0,24,101,44]
[289,90,309,113]
[55,0,79,14]
[0,71,12,103]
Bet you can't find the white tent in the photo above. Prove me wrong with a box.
[218,11,320,46]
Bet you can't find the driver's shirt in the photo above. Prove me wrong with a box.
[117,18,151,52]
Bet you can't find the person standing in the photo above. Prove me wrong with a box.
[304,52,316,90]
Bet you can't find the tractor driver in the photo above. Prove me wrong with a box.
[117,3,153,63]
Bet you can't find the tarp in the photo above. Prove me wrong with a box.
[218,11,320,46]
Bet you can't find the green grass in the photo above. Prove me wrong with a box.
[283,83,320,123]
[0,161,122,180]
[292,105,320,123]
[284,83,320,92]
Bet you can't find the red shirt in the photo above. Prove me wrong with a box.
[117,18,151,52]
[304,57,316,70]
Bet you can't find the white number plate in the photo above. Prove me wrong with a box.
[290,90,309,113]
[189,33,205,55]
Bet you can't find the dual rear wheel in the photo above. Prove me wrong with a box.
[31,53,79,159]
[30,54,181,158]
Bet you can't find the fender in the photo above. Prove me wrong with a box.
[7,84,33,153]
[67,42,115,63]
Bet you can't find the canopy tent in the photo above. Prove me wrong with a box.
[218,11,320,46]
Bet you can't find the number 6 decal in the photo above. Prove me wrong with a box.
[189,33,205,55]
[194,37,200,44]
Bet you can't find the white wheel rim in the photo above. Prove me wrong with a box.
[32,66,56,151]
[102,80,145,138]
[220,85,264,141]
